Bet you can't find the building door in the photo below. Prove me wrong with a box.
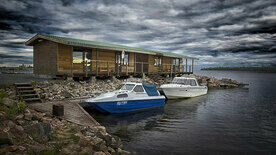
[115,52,122,73]
[136,53,148,73]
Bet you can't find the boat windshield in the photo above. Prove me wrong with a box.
[172,78,197,86]
[120,84,135,91]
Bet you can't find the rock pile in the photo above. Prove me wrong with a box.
[195,75,245,88]
[0,97,131,154]
[28,75,245,101]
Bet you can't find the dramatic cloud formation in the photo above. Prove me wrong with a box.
[0,0,275,68]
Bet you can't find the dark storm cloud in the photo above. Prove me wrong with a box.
[0,0,275,67]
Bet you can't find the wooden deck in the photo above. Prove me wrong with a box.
[28,99,100,127]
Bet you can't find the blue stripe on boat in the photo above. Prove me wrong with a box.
[86,98,165,114]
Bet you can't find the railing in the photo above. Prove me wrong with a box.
[60,60,192,76]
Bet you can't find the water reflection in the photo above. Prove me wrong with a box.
[88,95,207,141]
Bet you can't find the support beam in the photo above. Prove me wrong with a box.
[185,58,188,72]
[96,49,98,76]
[70,47,73,77]
[192,59,194,73]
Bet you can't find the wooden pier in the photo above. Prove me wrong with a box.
[28,99,100,127]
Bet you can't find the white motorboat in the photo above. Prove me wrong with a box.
[160,77,208,99]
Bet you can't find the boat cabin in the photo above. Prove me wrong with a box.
[25,34,198,78]
[171,77,199,86]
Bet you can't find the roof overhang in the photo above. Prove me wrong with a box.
[26,34,198,60]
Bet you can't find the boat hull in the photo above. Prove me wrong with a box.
[86,98,165,114]
[162,87,207,99]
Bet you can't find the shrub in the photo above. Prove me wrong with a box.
[0,90,8,99]
[17,101,26,113]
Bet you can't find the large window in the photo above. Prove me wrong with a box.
[116,52,129,65]
[73,51,83,63]
[154,57,162,66]
[173,58,180,66]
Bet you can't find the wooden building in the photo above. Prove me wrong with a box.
[26,34,197,78]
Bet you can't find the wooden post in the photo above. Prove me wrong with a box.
[82,51,85,72]
[192,59,194,73]
[141,62,144,74]
[96,61,98,76]
[117,62,119,76]
[85,60,87,77]
[96,49,98,76]
[170,64,173,77]
[185,58,188,72]
[126,64,128,75]
[189,65,191,72]
[71,47,73,77]
[134,53,136,74]
[53,104,64,117]
[107,61,109,76]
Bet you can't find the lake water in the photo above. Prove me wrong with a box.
[90,71,276,154]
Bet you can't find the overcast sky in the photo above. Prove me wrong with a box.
[0,0,275,68]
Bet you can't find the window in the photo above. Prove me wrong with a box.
[173,58,180,66]
[120,84,135,91]
[190,80,197,86]
[122,53,129,65]
[73,51,83,63]
[117,94,128,98]
[154,57,162,66]
[133,85,144,92]
[116,53,129,65]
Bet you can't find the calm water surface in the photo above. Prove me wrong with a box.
[90,71,276,154]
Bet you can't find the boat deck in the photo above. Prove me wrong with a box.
[28,99,100,127]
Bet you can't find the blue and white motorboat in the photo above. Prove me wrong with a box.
[85,82,166,114]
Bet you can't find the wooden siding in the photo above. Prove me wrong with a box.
[162,56,172,72]
[33,40,57,75]
[57,44,72,72]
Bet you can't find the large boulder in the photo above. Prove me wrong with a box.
[24,122,51,141]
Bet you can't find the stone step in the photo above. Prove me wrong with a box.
[21,94,38,97]
[17,87,34,90]
[23,98,41,102]
[18,90,36,93]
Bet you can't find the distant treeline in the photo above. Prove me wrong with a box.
[201,67,276,72]
[0,64,33,70]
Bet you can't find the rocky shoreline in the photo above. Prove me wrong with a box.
[0,74,245,154]
[0,93,131,154]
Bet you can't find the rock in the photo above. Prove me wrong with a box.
[14,125,24,132]
[15,114,24,120]
[93,151,106,155]
[117,148,131,155]
[3,127,10,132]
[107,147,115,154]
[2,98,14,107]
[79,147,93,154]
[0,111,6,119]
[7,121,15,128]
[0,131,13,145]
[9,145,19,152]
[78,138,90,147]
[60,90,73,98]
[18,146,25,151]
[17,120,25,125]
[92,137,106,151]
[24,122,51,141]
[24,113,33,121]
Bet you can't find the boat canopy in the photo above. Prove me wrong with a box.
[142,83,159,96]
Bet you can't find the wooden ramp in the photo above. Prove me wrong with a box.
[28,99,100,127]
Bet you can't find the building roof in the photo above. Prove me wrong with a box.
[26,34,198,59]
